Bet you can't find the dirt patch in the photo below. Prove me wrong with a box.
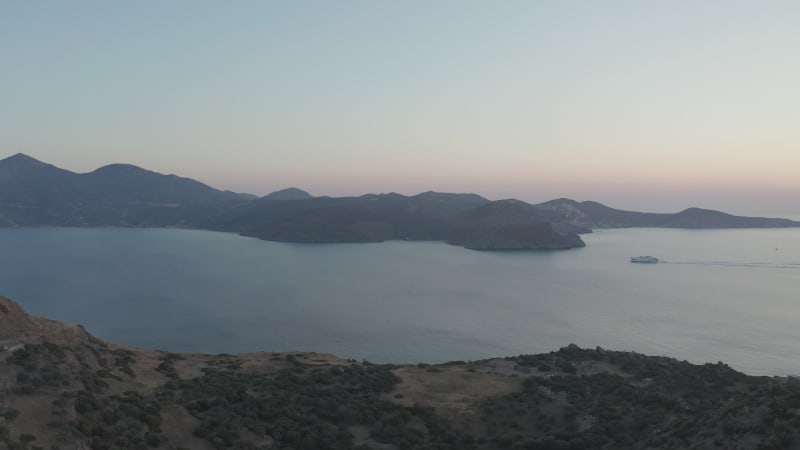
[169,354,213,380]
[387,363,524,414]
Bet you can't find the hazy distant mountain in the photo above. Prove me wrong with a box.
[2,153,796,249]
[85,163,247,204]
[0,153,250,227]
[0,154,581,249]
[262,187,314,201]
[0,153,80,204]
[531,198,799,229]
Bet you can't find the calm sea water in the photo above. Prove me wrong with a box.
[1,226,799,375]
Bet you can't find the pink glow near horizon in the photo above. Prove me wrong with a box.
[3,2,798,215]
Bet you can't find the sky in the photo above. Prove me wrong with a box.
[1,1,798,215]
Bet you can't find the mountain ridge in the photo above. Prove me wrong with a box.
[535,198,799,229]
[262,187,314,201]
[1,154,797,250]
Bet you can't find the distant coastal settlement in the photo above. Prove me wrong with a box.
[1,153,798,250]
[2,295,800,449]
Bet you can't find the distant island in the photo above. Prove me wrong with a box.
[1,153,798,251]
[2,294,799,449]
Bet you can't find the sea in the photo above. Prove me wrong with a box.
[1,225,799,376]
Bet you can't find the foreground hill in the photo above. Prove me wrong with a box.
[2,295,799,449]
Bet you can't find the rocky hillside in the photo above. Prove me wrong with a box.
[2,295,800,449]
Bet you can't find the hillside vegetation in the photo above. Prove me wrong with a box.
[2,295,800,449]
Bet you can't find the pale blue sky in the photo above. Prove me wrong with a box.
[2,1,798,214]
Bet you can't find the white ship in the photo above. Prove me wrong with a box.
[630,256,658,263]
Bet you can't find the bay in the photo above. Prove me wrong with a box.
[1,226,798,375]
